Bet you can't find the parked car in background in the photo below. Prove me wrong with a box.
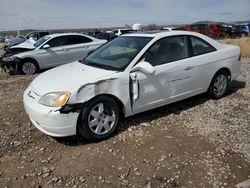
[185,23,225,38]
[94,32,117,41]
[185,24,208,35]
[4,35,26,50]
[0,36,4,43]
[23,31,240,141]
[4,31,49,50]
[0,33,107,74]
[236,24,250,37]
[223,25,238,38]
[83,31,102,37]
[112,29,134,36]
[161,27,183,31]
[209,24,225,38]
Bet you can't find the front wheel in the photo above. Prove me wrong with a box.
[20,60,38,75]
[208,71,229,99]
[78,96,120,141]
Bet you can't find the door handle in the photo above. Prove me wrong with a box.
[184,66,193,71]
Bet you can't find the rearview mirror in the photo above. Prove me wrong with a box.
[43,44,50,49]
[131,61,155,75]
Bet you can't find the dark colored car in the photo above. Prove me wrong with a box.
[4,31,49,50]
[84,31,102,37]
[223,25,238,38]
[94,32,117,41]
[236,24,250,37]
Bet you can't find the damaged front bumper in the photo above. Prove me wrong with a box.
[0,56,21,74]
[23,88,80,137]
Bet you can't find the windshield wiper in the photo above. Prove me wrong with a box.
[88,62,114,70]
[80,59,121,71]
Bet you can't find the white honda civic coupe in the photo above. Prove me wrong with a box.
[23,31,240,141]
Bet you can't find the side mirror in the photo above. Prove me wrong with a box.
[43,44,50,49]
[131,61,155,75]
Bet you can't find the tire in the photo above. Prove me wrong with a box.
[241,33,247,38]
[19,60,38,75]
[208,71,229,99]
[77,96,120,141]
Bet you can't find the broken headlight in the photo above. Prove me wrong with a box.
[38,92,71,107]
[2,56,20,62]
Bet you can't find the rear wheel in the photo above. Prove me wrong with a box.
[208,71,229,99]
[20,60,38,75]
[78,96,120,141]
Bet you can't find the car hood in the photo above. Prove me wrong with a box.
[11,40,35,50]
[7,37,25,44]
[30,61,117,96]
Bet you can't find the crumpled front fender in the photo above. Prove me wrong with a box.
[0,56,22,74]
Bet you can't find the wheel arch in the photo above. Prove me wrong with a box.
[19,57,40,70]
[75,93,125,140]
[215,67,231,80]
[84,93,126,119]
[208,67,231,92]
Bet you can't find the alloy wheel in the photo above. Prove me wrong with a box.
[213,74,227,97]
[22,62,36,75]
[88,103,116,135]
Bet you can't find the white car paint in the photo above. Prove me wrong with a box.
[12,40,36,49]
[112,29,133,36]
[23,31,241,137]
[12,33,107,70]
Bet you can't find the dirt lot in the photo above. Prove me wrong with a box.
[0,45,249,188]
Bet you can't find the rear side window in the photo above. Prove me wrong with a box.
[190,36,216,56]
[46,36,65,47]
[66,35,92,45]
[142,36,189,66]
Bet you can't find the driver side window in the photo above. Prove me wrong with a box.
[46,36,66,48]
[142,36,189,66]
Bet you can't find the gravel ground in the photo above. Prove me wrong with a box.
[0,46,249,187]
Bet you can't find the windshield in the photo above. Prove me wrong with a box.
[83,36,152,71]
[34,36,50,48]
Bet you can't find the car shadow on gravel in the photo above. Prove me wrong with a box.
[226,80,246,96]
[54,80,246,146]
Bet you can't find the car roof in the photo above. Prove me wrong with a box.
[45,33,89,38]
[122,30,202,37]
[123,30,222,49]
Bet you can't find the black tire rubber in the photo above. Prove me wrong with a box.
[77,96,120,141]
[208,70,229,99]
[19,60,39,75]
[241,33,247,38]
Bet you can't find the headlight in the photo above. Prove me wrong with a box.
[38,92,71,107]
[2,56,20,62]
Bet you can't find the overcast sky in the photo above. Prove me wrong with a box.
[0,0,249,30]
